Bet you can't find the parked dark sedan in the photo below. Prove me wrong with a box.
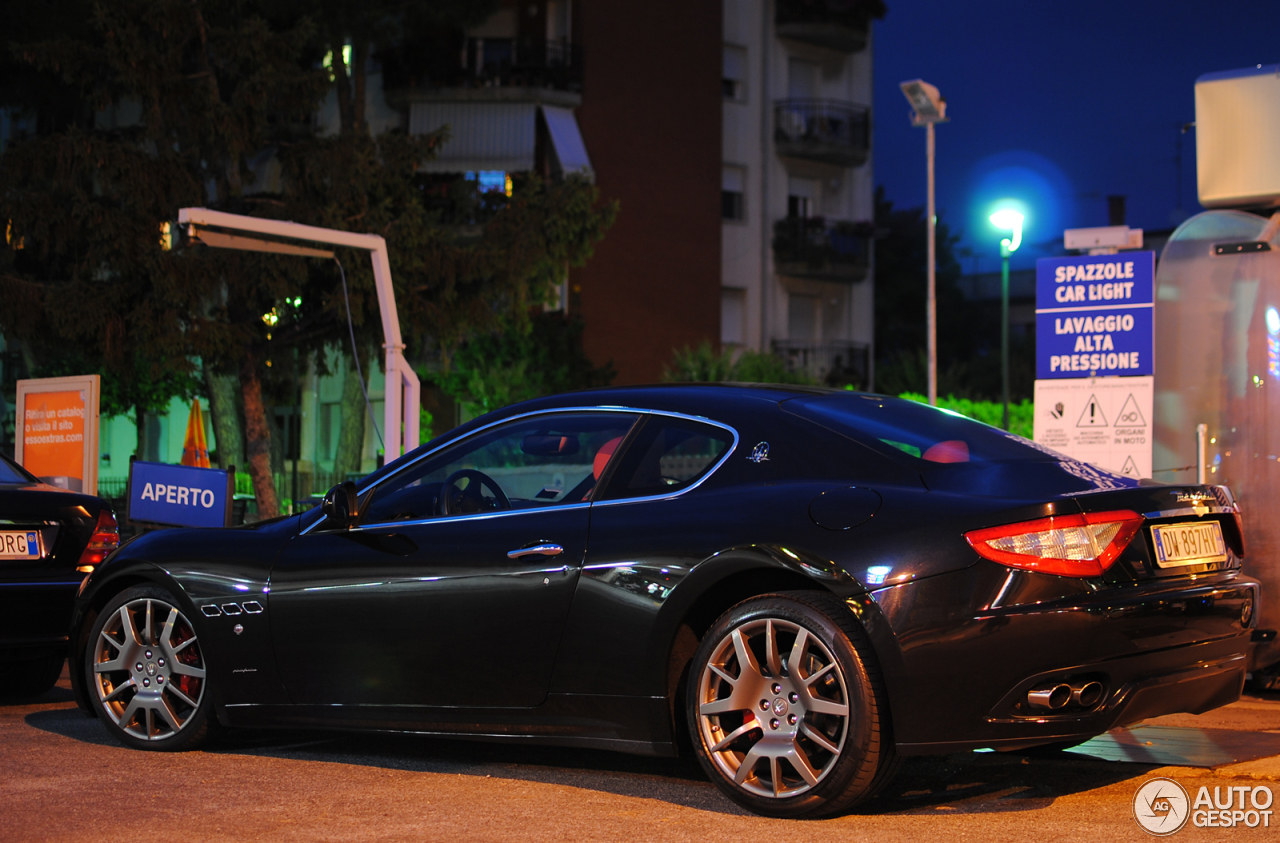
[0,451,118,697]
[69,386,1257,818]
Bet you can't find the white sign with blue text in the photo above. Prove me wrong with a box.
[128,461,232,528]
[1035,252,1154,379]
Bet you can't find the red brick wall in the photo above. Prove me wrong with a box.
[574,0,722,385]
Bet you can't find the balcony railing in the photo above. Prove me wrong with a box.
[774,99,870,167]
[773,216,872,282]
[775,0,884,52]
[774,339,871,388]
[464,37,581,92]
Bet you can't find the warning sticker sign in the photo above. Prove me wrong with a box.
[1033,376,1153,479]
[1076,395,1108,427]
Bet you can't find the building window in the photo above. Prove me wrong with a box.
[723,45,747,102]
[722,165,746,222]
[722,288,747,346]
[787,176,820,219]
[788,294,818,342]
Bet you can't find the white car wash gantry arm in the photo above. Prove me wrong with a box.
[177,207,420,460]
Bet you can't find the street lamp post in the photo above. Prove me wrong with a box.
[988,209,1023,430]
[900,80,947,406]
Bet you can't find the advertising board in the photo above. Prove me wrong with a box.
[14,375,100,494]
[127,460,233,529]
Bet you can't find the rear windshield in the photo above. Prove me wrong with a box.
[781,392,1136,496]
[782,393,1056,464]
[0,453,38,485]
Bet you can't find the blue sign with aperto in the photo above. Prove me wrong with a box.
[128,461,231,528]
[1036,252,1155,379]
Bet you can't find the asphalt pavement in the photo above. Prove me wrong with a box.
[2,665,1279,842]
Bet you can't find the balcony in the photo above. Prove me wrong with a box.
[774,99,870,167]
[775,0,885,52]
[773,216,872,282]
[464,37,581,93]
[774,340,871,388]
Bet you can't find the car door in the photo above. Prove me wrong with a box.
[269,410,640,708]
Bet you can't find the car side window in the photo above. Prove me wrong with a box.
[599,416,733,500]
[359,412,640,525]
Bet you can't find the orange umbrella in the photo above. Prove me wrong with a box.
[180,401,211,468]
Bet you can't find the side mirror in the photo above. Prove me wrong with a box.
[322,481,359,529]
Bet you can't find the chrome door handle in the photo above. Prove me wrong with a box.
[507,543,564,559]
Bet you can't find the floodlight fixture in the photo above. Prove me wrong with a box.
[900,79,947,125]
[989,209,1024,253]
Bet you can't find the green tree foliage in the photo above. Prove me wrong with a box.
[431,312,615,419]
[872,186,1035,401]
[897,392,1034,439]
[1,0,618,515]
[662,342,815,385]
[0,0,329,517]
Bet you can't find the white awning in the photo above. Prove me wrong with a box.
[408,101,593,180]
[410,102,537,173]
[542,105,593,179]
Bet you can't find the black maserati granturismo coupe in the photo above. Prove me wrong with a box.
[69,385,1257,818]
[1,452,118,697]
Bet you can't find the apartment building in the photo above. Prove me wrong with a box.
[722,0,877,387]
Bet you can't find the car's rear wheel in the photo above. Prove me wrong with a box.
[0,655,65,699]
[86,585,217,751]
[687,591,895,818]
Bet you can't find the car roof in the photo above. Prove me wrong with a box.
[500,382,845,418]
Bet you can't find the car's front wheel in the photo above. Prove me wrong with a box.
[85,585,217,751]
[687,591,896,818]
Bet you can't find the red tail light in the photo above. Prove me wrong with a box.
[77,510,120,571]
[964,510,1144,578]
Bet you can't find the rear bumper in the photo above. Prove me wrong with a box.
[876,565,1259,755]
[896,638,1248,754]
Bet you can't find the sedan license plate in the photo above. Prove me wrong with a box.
[1151,521,1228,568]
[0,530,42,560]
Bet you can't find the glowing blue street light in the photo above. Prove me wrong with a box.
[989,206,1025,430]
[989,209,1024,254]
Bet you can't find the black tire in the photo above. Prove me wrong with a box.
[0,655,65,700]
[84,585,218,751]
[686,590,896,818]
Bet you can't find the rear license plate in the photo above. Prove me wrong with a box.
[1151,521,1228,567]
[0,530,43,560]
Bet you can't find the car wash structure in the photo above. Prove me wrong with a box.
[177,207,421,461]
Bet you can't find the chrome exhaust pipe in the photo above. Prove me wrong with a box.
[1026,684,1072,710]
[1071,681,1105,708]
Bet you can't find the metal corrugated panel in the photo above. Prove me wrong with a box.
[409,102,537,173]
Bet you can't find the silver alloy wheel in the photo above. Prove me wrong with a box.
[696,617,850,798]
[92,597,206,741]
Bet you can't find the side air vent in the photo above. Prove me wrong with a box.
[241,601,264,614]
[201,605,222,617]
[220,603,244,616]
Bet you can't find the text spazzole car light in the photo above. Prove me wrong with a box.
[964,510,1144,577]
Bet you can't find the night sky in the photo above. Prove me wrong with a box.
[872,0,1280,275]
